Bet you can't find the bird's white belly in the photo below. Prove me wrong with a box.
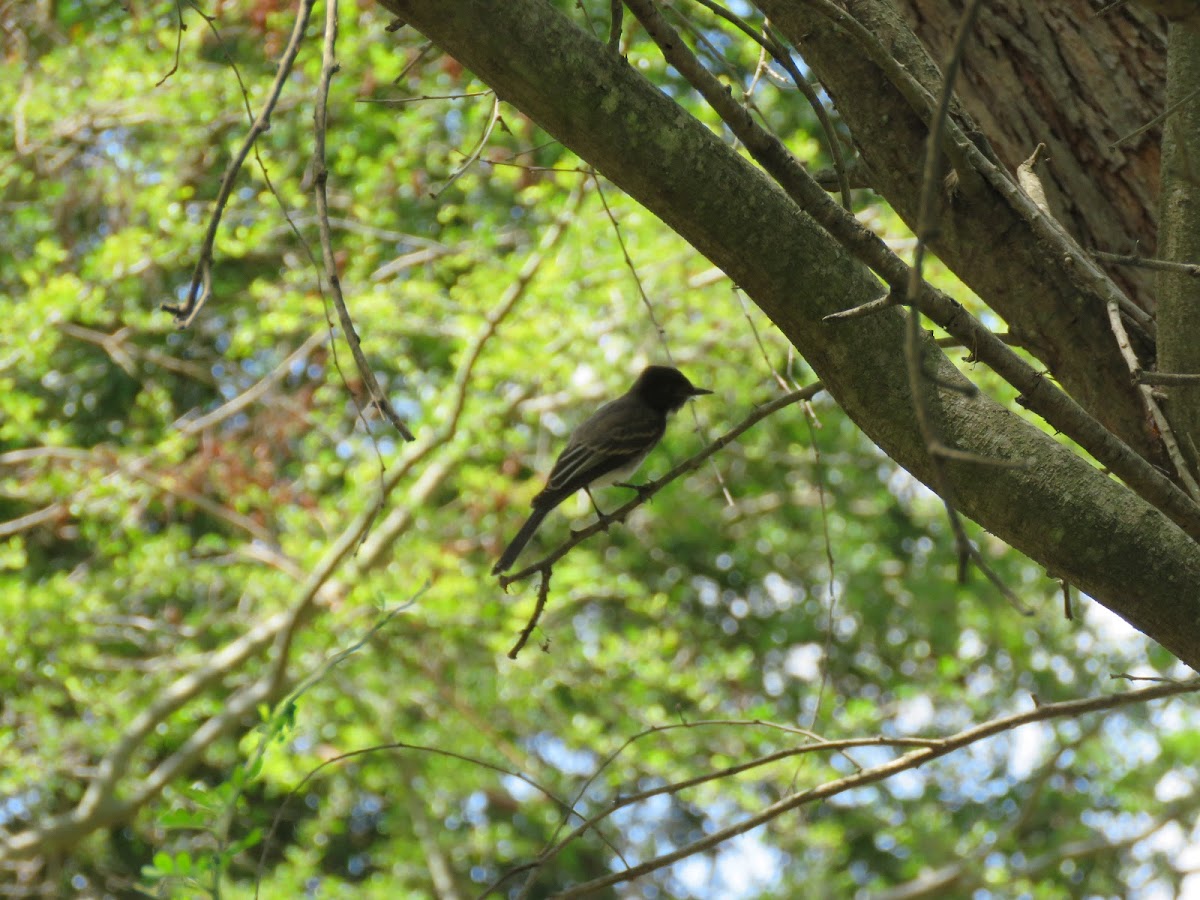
[587,446,652,489]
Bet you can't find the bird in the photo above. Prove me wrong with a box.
[492,365,712,575]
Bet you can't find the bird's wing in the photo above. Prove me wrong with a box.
[537,397,665,505]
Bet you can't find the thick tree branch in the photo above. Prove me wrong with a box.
[382,0,1200,667]
[617,0,1200,542]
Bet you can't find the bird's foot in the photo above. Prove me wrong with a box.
[573,512,619,536]
[584,487,609,518]
[615,481,654,502]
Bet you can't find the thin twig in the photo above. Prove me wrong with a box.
[163,0,317,326]
[1094,249,1200,277]
[592,172,735,505]
[394,39,436,83]
[434,92,500,197]
[1105,299,1200,499]
[744,13,773,97]
[592,174,668,346]
[57,321,215,384]
[734,286,791,390]
[689,0,852,208]
[312,0,416,441]
[155,0,186,87]
[175,330,327,434]
[508,570,552,658]
[803,398,841,727]
[1137,372,1200,386]
[1110,83,1200,150]
[935,332,1021,351]
[823,291,897,321]
[360,90,492,104]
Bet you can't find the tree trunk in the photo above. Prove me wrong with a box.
[899,0,1165,310]
[760,0,1162,464]
[1156,22,1200,467]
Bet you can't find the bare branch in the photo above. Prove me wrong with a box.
[312,0,416,441]
[1110,82,1200,149]
[823,291,898,321]
[1105,298,1200,498]
[616,0,1200,545]
[551,679,1200,897]
[1094,249,1200,277]
[688,0,852,209]
[359,89,492,104]
[163,0,317,327]
[58,321,216,384]
[175,330,327,435]
[904,0,989,589]
[507,570,551,658]
[434,92,500,197]
[1139,371,1200,385]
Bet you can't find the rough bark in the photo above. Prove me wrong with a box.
[898,0,1165,309]
[759,0,1161,467]
[383,0,1200,668]
[898,0,1200,473]
[1157,22,1200,466]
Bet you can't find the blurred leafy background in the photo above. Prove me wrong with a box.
[1,1,1198,897]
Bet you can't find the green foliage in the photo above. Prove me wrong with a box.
[2,1,1197,898]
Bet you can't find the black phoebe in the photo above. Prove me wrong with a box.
[492,365,712,574]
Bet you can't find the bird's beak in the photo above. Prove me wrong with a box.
[691,386,713,396]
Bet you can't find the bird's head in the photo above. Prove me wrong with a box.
[633,365,713,413]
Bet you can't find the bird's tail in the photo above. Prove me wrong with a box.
[492,506,551,575]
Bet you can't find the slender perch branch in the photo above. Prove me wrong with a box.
[502,385,823,657]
